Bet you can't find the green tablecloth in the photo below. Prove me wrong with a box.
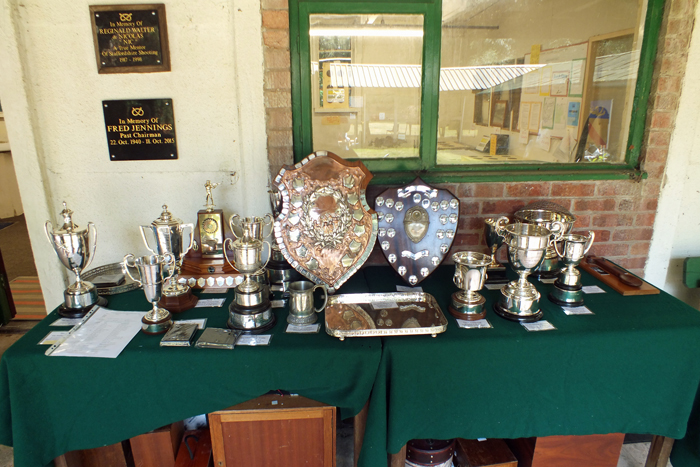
[0,273,381,467]
[357,266,700,467]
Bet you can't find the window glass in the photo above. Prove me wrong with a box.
[436,0,646,165]
[309,14,424,160]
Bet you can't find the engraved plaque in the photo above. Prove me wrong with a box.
[102,98,177,161]
[90,4,170,73]
[375,177,459,285]
[273,151,377,293]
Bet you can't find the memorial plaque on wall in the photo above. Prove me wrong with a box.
[90,4,170,73]
[102,99,177,161]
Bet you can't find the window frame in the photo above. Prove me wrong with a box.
[289,0,665,183]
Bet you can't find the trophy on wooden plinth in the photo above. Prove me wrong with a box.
[45,202,107,317]
[140,205,198,312]
[548,232,594,307]
[449,251,492,321]
[180,181,242,289]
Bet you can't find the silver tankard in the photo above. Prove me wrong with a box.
[288,281,328,325]
[45,202,107,317]
[123,253,176,334]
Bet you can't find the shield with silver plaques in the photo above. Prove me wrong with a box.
[375,178,459,285]
[273,151,378,293]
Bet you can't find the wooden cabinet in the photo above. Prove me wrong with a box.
[209,394,336,467]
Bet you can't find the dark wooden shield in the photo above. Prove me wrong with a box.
[273,151,377,293]
[375,178,459,285]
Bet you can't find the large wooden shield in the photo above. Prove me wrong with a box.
[273,151,378,293]
[375,178,459,285]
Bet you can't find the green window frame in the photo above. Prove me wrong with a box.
[289,0,665,183]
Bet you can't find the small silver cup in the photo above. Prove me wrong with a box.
[287,281,328,325]
[549,232,595,307]
[229,213,273,242]
[123,253,176,334]
[449,251,492,320]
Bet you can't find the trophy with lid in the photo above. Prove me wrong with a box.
[225,215,275,333]
[45,202,107,317]
[494,218,565,322]
[140,205,197,312]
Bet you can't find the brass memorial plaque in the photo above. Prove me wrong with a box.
[90,4,170,74]
[102,98,177,161]
[273,151,377,293]
[375,178,459,285]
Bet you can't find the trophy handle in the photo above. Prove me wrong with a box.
[584,231,595,254]
[139,225,159,255]
[494,216,509,239]
[180,223,195,256]
[262,213,274,239]
[453,272,464,289]
[554,238,565,259]
[122,254,142,286]
[44,221,54,245]
[223,238,237,270]
[549,220,566,244]
[161,253,177,282]
[259,240,272,272]
[84,222,97,272]
[229,213,242,239]
[313,284,328,313]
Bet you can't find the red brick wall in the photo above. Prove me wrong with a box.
[261,0,696,276]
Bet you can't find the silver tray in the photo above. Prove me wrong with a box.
[82,262,141,295]
[325,292,448,340]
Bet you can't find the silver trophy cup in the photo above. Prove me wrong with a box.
[494,221,565,322]
[549,232,595,307]
[123,253,176,334]
[139,205,197,312]
[45,202,106,317]
[229,213,273,242]
[449,251,492,320]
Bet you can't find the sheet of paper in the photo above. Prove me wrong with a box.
[521,320,556,332]
[396,285,423,292]
[485,283,507,290]
[236,334,272,346]
[49,308,144,358]
[175,318,207,330]
[271,299,286,308]
[286,323,321,334]
[50,318,82,327]
[39,331,69,345]
[539,277,557,284]
[582,285,606,294]
[195,298,226,308]
[456,319,492,329]
[562,306,594,315]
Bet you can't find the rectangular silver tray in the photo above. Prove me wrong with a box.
[325,292,448,340]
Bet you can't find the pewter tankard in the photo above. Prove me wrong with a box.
[288,281,328,325]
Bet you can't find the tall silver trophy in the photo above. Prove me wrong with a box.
[548,232,595,307]
[123,253,176,334]
[45,202,107,317]
[449,251,492,321]
[140,205,197,312]
[494,220,565,322]
[225,214,275,333]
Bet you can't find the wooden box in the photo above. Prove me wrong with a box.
[130,421,184,467]
[455,438,517,467]
[57,442,129,467]
[175,430,212,467]
[506,433,625,467]
[209,394,336,467]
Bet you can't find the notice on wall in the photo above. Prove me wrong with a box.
[102,98,178,161]
[90,4,170,73]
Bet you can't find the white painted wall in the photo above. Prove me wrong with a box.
[0,0,269,312]
[645,1,700,308]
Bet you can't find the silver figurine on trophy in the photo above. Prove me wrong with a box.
[449,251,492,321]
[45,202,107,317]
[494,219,565,322]
[548,232,595,307]
[483,217,509,284]
[225,215,275,333]
[123,253,176,334]
[140,205,197,312]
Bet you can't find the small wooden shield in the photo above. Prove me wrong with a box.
[375,178,459,285]
[273,151,377,293]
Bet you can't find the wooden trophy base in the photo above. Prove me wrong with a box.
[159,290,199,313]
[180,257,243,289]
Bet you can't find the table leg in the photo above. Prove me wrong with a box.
[644,435,674,467]
[354,400,369,467]
[388,444,406,467]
